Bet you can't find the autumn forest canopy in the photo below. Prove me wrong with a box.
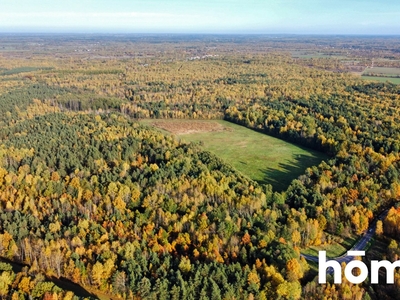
[0,34,400,299]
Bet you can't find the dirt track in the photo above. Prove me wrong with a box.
[152,120,228,135]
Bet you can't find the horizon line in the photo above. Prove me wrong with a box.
[0,31,400,37]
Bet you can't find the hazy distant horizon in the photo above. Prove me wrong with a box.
[0,28,399,36]
[0,0,399,35]
[1,31,399,38]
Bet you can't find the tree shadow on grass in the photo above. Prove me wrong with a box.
[258,153,325,192]
[50,276,97,298]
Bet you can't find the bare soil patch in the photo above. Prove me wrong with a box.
[151,120,228,135]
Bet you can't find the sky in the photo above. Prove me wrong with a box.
[0,0,399,35]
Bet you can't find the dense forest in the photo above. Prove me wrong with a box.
[0,34,400,299]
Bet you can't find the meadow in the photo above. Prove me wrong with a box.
[363,66,400,76]
[291,51,346,59]
[145,119,327,191]
[361,66,400,84]
[361,75,400,84]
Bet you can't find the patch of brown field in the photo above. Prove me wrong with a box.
[351,71,364,76]
[152,120,229,135]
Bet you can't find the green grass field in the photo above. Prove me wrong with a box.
[144,119,327,191]
[291,51,345,59]
[361,75,400,84]
[0,67,53,76]
[363,67,400,76]
[301,234,357,258]
[301,243,347,258]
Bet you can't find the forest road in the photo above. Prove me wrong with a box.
[301,210,388,274]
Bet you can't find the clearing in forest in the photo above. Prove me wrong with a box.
[361,75,400,84]
[145,119,327,191]
[362,67,400,76]
[361,67,400,84]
